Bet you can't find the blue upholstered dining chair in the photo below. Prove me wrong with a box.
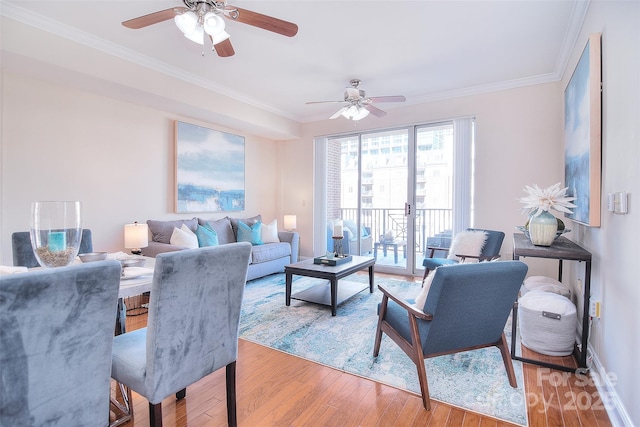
[374,261,528,410]
[110,242,252,427]
[421,228,505,286]
[0,260,122,426]
[11,229,94,268]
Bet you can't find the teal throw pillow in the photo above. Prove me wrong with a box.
[195,223,219,247]
[237,220,263,245]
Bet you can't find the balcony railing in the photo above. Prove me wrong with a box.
[338,207,452,254]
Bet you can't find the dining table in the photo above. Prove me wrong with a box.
[117,257,155,299]
[114,257,155,335]
[112,256,155,427]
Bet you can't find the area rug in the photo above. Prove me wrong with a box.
[239,273,528,426]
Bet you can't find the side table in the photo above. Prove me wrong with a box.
[511,233,592,373]
[373,240,407,264]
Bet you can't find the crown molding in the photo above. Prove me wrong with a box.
[2,1,590,124]
[0,2,295,120]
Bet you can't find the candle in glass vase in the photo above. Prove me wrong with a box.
[31,201,81,268]
[48,231,66,252]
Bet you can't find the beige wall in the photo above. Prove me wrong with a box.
[563,2,640,423]
[283,82,564,277]
[1,72,280,260]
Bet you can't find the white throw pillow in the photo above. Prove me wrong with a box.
[414,270,436,309]
[261,219,280,243]
[170,224,199,249]
[447,230,487,261]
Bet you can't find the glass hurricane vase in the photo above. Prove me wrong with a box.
[30,201,82,268]
[528,211,557,246]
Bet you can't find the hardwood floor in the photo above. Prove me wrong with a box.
[115,276,612,427]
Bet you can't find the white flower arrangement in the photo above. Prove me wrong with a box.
[519,182,577,217]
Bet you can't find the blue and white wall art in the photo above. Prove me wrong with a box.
[175,121,245,213]
[564,33,601,227]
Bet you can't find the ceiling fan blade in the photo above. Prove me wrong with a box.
[122,7,186,29]
[365,104,387,117]
[212,38,235,57]
[305,100,345,105]
[330,106,348,119]
[233,7,298,37]
[367,95,406,103]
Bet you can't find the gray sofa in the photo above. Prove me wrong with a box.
[142,215,299,281]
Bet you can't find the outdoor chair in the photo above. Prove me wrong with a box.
[12,229,93,268]
[421,228,504,286]
[0,260,122,426]
[110,243,252,427]
[373,260,528,410]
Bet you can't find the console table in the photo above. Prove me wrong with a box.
[511,233,592,373]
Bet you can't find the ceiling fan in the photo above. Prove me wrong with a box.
[122,0,298,58]
[306,79,406,121]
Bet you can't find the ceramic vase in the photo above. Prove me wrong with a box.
[30,201,82,267]
[528,211,557,246]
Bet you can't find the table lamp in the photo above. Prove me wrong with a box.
[124,222,148,255]
[284,214,297,232]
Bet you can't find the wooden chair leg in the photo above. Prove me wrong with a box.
[373,295,388,357]
[176,388,186,400]
[226,362,237,427]
[149,402,163,427]
[408,315,431,410]
[497,333,517,387]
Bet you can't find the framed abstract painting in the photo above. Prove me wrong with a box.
[564,33,602,227]
[175,121,245,213]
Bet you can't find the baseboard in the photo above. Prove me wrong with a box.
[588,344,634,426]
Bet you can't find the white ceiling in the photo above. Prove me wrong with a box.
[1,1,587,124]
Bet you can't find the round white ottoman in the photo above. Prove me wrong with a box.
[518,290,577,356]
[521,275,572,298]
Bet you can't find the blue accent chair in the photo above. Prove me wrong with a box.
[421,228,505,286]
[0,260,122,426]
[12,229,93,268]
[110,242,252,427]
[374,261,528,409]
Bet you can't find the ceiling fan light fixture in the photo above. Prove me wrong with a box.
[342,105,369,121]
[183,25,205,45]
[210,30,231,45]
[203,12,225,35]
[174,11,198,35]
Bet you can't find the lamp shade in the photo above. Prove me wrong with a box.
[210,30,231,45]
[342,105,369,121]
[284,214,297,231]
[203,12,230,45]
[183,25,205,45]
[203,12,225,35]
[174,11,198,35]
[124,222,148,251]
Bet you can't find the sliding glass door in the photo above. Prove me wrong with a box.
[327,129,412,274]
[414,123,455,271]
[320,117,472,276]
